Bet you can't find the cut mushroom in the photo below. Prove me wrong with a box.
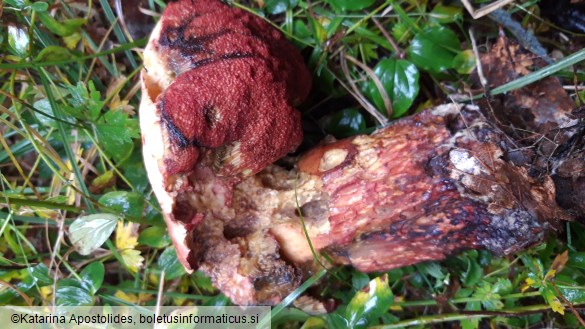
[140,0,576,305]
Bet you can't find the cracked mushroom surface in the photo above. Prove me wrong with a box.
[141,0,570,305]
[140,0,311,304]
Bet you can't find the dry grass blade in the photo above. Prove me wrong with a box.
[339,51,388,126]
[461,0,515,19]
[344,54,393,118]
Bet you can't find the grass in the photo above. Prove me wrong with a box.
[1,0,585,328]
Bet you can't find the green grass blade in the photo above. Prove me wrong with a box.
[98,0,138,69]
[467,48,585,101]
[38,69,95,211]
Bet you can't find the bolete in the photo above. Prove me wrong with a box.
[140,0,572,305]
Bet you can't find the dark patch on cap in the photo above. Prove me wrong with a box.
[191,52,256,68]
[159,99,193,148]
[160,21,233,58]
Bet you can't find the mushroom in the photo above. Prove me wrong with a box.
[140,0,312,302]
[142,0,310,182]
[141,0,575,305]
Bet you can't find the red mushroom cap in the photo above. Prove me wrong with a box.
[148,0,311,179]
[158,57,303,177]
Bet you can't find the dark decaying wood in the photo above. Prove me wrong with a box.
[140,0,584,305]
[471,36,585,221]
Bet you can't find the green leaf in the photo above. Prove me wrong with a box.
[123,151,150,193]
[301,317,328,329]
[407,26,461,73]
[5,0,27,9]
[138,226,172,248]
[319,108,367,138]
[462,258,483,287]
[8,25,29,57]
[0,264,54,304]
[327,313,349,328]
[192,271,215,294]
[68,213,119,255]
[564,313,581,328]
[33,99,57,127]
[453,49,476,74]
[90,170,116,192]
[265,0,298,15]
[95,110,140,162]
[293,20,312,48]
[87,81,103,111]
[98,191,145,220]
[0,274,35,304]
[392,4,420,32]
[345,275,393,328]
[203,295,230,307]
[430,5,463,24]
[351,271,370,291]
[473,281,505,310]
[30,1,49,12]
[28,263,53,286]
[64,81,104,121]
[80,262,105,294]
[492,278,512,294]
[144,205,165,226]
[34,45,72,62]
[325,17,345,39]
[157,248,187,280]
[37,12,86,37]
[461,301,480,329]
[364,58,419,118]
[568,251,585,270]
[408,272,424,288]
[63,32,82,49]
[357,43,380,62]
[417,262,444,280]
[324,0,375,11]
[557,285,585,304]
[307,16,327,45]
[542,286,564,314]
[521,254,545,275]
[391,22,411,44]
[55,279,94,306]
[478,250,492,267]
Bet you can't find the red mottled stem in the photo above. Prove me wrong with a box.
[163,104,566,305]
